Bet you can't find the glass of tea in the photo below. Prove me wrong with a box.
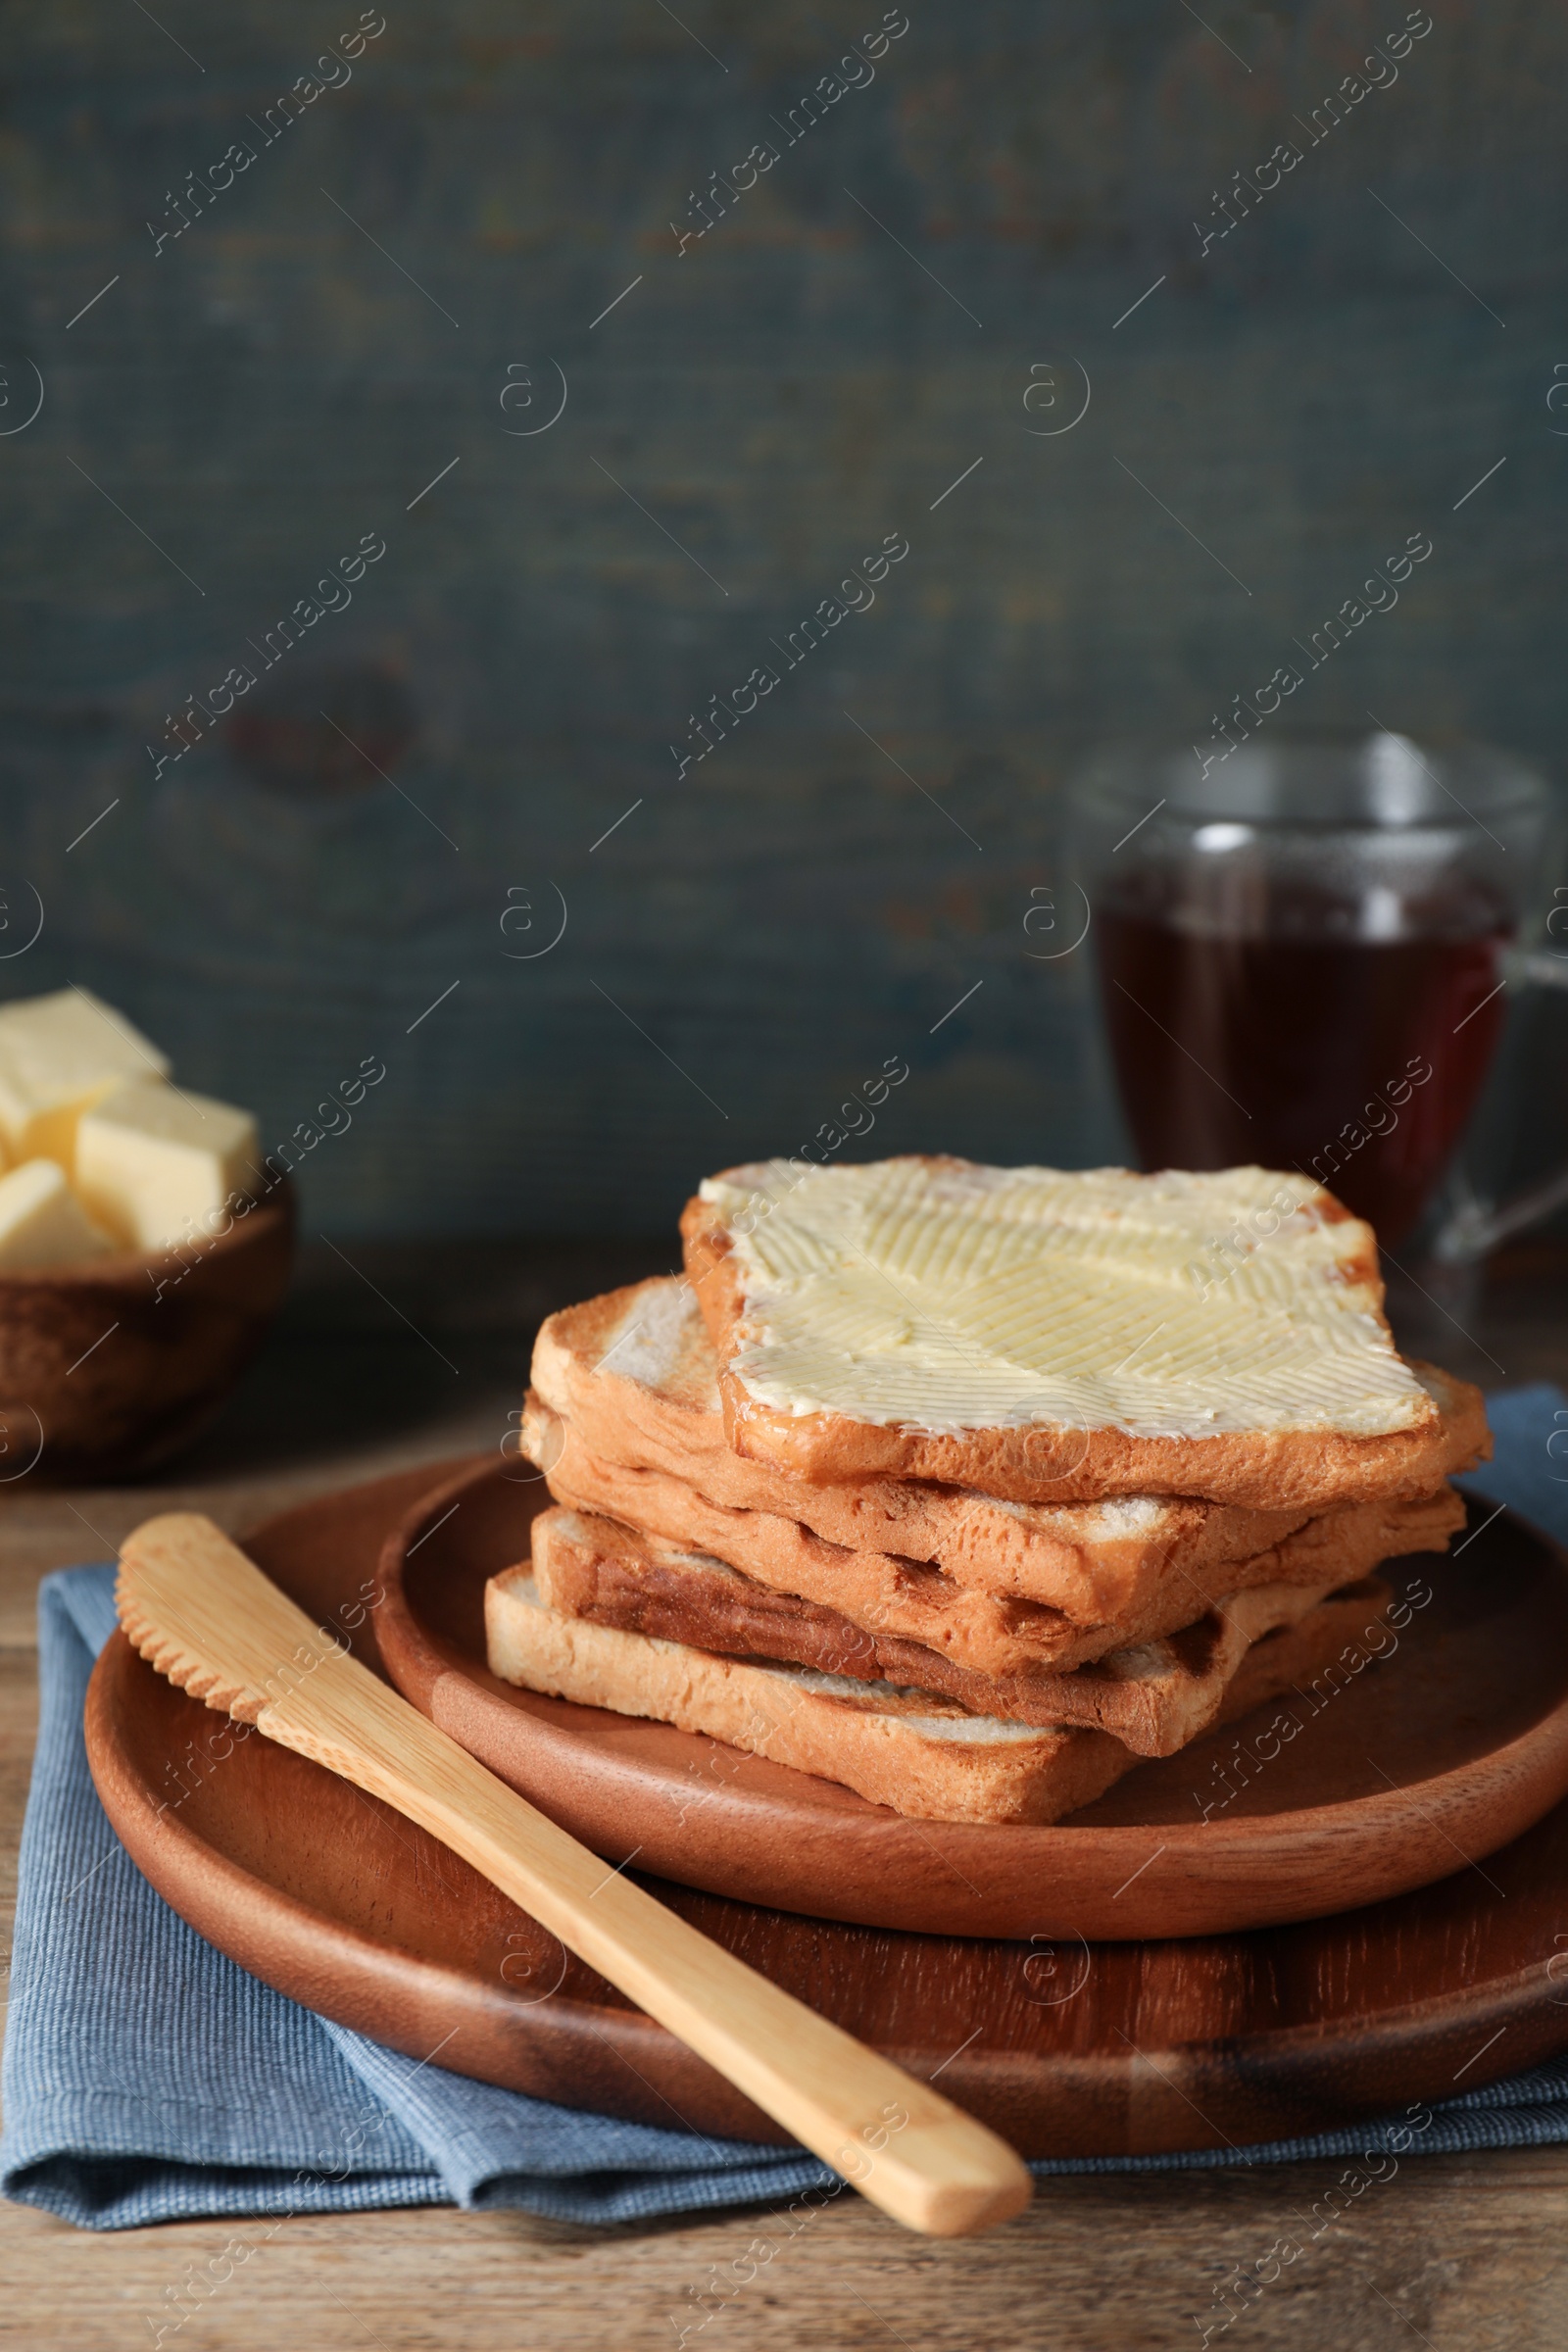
[1070,730,1561,1252]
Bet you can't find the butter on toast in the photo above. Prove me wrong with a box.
[680,1157,1489,1507]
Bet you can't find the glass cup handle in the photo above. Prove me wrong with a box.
[1430,947,1568,1262]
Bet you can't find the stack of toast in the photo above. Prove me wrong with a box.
[486,1157,1489,1825]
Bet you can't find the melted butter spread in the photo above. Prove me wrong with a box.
[700,1158,1432,1440]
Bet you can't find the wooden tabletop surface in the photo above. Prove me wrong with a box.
[4,1237,1568,2350]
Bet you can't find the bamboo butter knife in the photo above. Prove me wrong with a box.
[116,1511,1034,2237]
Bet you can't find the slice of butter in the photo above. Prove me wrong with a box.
[75,1079,260,1251]
[0,988,170,1168]
[0,1158,115,1272]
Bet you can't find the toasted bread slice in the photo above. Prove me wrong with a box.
[531,1393,1460,1673]
[680,1157,1490,1507]
[487,1546,1396,1826]
[528,1503,1396,1757]
[528,1277,1466,1631]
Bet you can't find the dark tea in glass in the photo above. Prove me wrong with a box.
[1072,735,1553,1250]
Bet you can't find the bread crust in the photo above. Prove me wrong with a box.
[680,1180,1489,1508]
[530,1279,1449,1617]
[529,1502,1396,1757]
[531,1391,1462,1673]
[486,1555,1399,1826]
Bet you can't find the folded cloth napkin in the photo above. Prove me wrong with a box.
[5,1385,1568,2230]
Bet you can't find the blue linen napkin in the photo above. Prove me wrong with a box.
[4,1386,1568,2230]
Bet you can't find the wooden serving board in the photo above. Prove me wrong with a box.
[373,1459,1568,1941]
[85,1460,1568,2158]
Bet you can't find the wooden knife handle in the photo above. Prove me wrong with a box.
[120,1512,1033,2237]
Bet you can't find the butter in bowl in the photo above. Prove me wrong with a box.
[0,988,294,1481]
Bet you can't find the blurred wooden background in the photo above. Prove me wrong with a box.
[0,0,1562,1234]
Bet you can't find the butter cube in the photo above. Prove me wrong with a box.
[0,1158,115,1272]
[0,988,170,1168]
[75,1079,261,1251]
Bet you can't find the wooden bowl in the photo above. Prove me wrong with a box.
[0,1182,295,1482]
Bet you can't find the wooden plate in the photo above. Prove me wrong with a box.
[84,1461,1568,2158]
[372,1459,1568,1940]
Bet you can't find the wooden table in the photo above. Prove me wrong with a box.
[4,1239,1568,2350]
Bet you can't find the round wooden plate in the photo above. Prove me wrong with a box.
[84,1461,1568,2158]
[372,1458,1568,1941]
